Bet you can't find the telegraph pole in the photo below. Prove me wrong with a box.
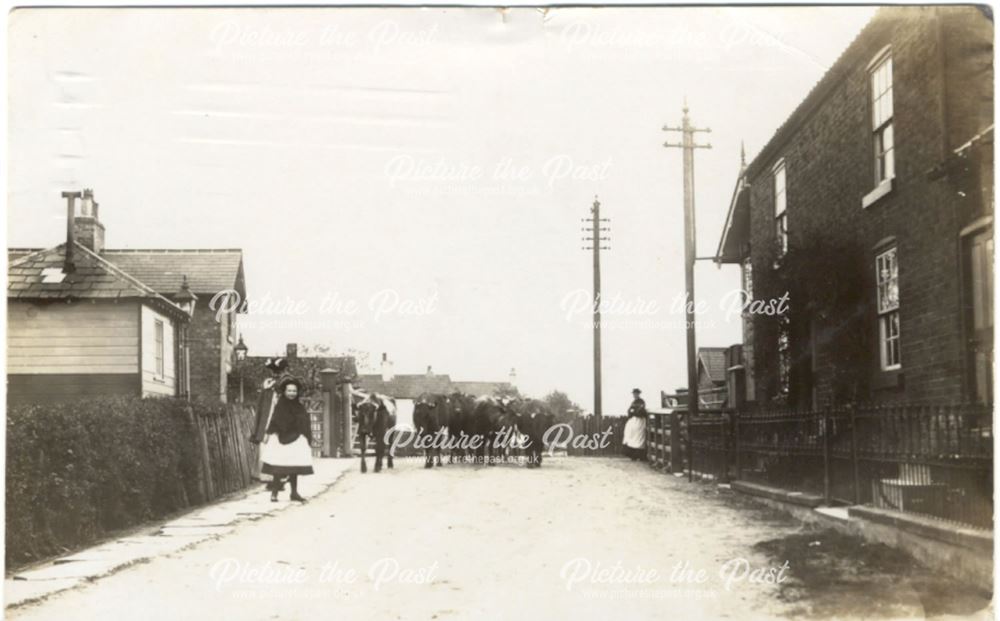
[664,101,711,479]
[582,196,610,422]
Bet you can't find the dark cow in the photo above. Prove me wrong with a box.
[355,393,397,474]
[470,396,520,465]
[413,393,448,468]
[446,392,476,464]
[516,399,556,468]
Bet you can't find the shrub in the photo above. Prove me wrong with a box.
[6,396,255,569]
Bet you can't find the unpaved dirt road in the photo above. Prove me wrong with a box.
[8,458,990,620]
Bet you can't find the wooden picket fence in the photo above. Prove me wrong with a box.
[188,403,260,502]
[646,411,680,470]
[567,416,628,456]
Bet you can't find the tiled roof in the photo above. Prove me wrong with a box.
[8,249,42,264]
[8,243,189,320]
[697,348,728,385]
[101,249,246,298]
[355,374,454,399]
[9,247,247,301]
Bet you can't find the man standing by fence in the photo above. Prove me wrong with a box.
[622,388,648,461]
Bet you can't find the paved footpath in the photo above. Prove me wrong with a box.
[6,460,353,609]
[5,458,990,620]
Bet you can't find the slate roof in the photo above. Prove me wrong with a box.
[697,348,728,385]
[100,249,246,299]
[355,374,455,399]
[9,247,246,303]
[8,243,190,320]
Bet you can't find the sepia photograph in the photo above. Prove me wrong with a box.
[3,3,995,619]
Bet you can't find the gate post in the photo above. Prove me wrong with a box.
[850,406,860,505]
[319,369,339,458]
[734,410,741,481]
[670,410,682,473]
[341,382,354,457]
[822,411,831,504]
[720,413,730,483]
[686,411,693,482]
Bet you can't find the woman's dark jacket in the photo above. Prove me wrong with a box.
[628,397,648,418]
[266,396,314,445]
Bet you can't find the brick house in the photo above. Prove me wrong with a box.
[715,6,993,408]
[8,189,248,403]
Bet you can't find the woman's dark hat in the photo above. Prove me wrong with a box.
[632,388,642,394]
[265,357,288,372]
[278,375,304,393]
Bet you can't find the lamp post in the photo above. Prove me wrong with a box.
[174,275,198,400]
[234,335,249,403]
[319,368,344,458]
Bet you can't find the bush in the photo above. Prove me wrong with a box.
[6,396,254,569]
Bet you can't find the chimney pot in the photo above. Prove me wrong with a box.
[72,188,105,253]
[427,365,433,376]
[380,353,394,382]
[286,343,298,359]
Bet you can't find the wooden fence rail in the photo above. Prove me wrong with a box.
[188,403,260,503]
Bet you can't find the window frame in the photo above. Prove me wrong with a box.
[869,48,895,187]
[772,159,788,256]
[875,246,901,371]
[154,319,165,379]
[777,316,791,399]
[742,257,754,310]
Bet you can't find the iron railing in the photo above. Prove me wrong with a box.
[646,403,993,530]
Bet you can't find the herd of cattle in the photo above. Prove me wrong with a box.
[353,392,556,473]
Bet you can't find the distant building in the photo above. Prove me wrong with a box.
[715,6,993,407]
[354,353,516,428]
[661,347,734,411]
[8,189,248,403]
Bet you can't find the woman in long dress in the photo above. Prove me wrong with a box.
[260,376,314,502]
[250,357,289,487]
[622,388,648,461]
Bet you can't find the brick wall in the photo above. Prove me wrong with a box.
[744,7,993,407]
[187,305,225,401]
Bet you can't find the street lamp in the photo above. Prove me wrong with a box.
[175,275,197,316]
[235,335,249,402]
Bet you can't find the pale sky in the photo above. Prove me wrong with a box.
[8,6,877,413]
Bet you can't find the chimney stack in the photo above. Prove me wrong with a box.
[381,352,394,382]
[61,190,82,272]
[508,367,517,388]
[286,343,298,360]
[426,365,433,376]
[73,188,105,253]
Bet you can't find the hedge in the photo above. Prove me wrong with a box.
[6,396,258,569]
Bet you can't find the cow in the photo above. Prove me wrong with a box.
[515,399,556,468]
[355,392,397,474]
[446,392,476,464]
[413,392,448,468]
[469,396,520,465]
